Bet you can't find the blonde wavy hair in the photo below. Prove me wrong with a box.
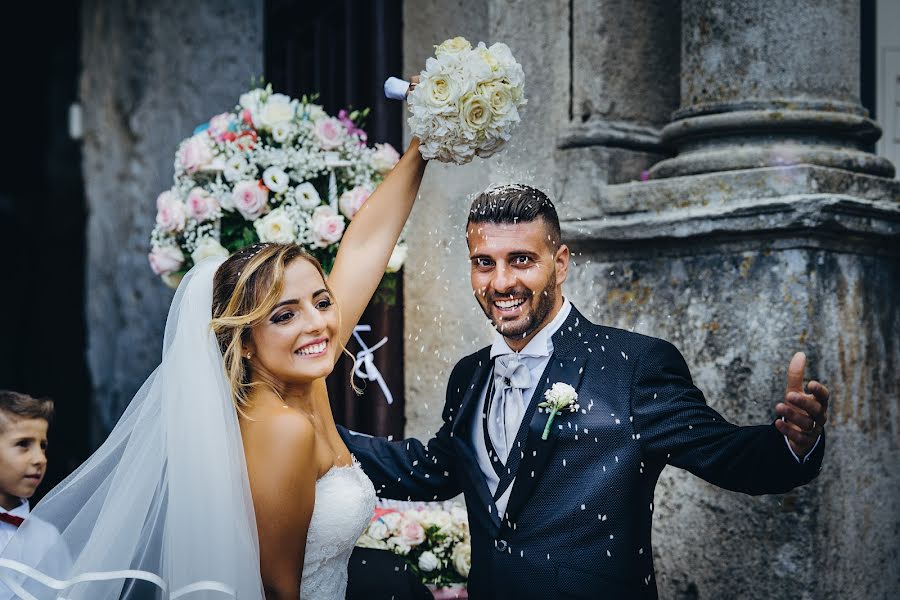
[210,243,355,413]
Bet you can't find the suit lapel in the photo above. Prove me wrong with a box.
[503,307,589,525]
[451,349,502,532]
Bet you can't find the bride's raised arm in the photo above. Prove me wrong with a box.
[327,137,426,352]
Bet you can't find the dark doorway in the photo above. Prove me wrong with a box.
[265,0,407,439]
[0,2,91,498]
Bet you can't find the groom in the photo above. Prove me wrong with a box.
[340,184,828,599]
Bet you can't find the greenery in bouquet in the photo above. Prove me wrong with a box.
[148,83,405,289]
[356,504,471,587]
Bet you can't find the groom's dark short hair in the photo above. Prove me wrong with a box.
[467,184,561,249]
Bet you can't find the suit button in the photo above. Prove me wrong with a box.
[496,539,508,552]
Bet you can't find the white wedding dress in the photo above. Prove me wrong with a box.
[0,259,374,600]
[300,459,376,599]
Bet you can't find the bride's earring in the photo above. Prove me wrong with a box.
[245,352,252,360]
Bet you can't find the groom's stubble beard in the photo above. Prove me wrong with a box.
[479,268,558,341]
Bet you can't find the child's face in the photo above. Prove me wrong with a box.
[0,417,48,511]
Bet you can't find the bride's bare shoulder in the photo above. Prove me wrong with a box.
[241,404,316,453]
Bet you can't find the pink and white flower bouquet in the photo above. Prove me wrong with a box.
[356,502,471,590]
[148,84,403,286]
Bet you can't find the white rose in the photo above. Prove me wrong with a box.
[262,167,290,194]
[254,208,296,244]
[367,519,390,541]
[451,542,471,578]
[418,510,453,534]
[434,36,471,58]
[386,243,407,273]
[258,93,295,129]
[416,71,463,112]
[239,88,264,111]
[417,551,440,573]
[380,511,404,531]
[294,182,322,210]
[460,93,492,131]
[480,81,514,118]
[302,103,327,122]
[190,237,229,264]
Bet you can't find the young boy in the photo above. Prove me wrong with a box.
[0,390,52,551]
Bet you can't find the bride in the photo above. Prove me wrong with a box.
[0,135,427,597]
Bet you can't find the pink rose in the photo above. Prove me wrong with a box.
[148,246,185,276]
[314,117,345,150]
[371,143,400,174]
[179,134,213,173]
[232,180,269,220]
[311,206,346,247]
[186,187,220,221]
[398,520,425,547]
[338,185,371,220]
[155,191,186,232]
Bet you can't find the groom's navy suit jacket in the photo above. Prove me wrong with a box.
[340,306,824,599]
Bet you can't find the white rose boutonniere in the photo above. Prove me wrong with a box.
[538,382,579,440]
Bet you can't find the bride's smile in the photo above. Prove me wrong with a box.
[246,258,339,386]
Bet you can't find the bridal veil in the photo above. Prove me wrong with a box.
[0,258,265,599]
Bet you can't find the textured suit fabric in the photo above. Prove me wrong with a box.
[340,306,824,599]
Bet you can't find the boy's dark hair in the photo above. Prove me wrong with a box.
[0,390,54,428]
[467,184,561,248]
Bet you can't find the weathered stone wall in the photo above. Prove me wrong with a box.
[81,0,263,438]
[564,236,899,598]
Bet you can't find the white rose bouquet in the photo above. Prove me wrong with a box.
[389,36,526,165]
[356,502,471,587]
[148,83,405,287]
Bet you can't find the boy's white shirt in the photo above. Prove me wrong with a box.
[0,499,30,551]
[0,497,70,583]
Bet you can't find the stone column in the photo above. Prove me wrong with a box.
[563,2,900,598]
[652,0,894,179]
[81,0,263,440]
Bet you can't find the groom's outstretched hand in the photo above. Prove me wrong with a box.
[774,352,830,459]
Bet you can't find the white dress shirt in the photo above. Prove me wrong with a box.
[0,498,30,551]
[471,299,572,519]
[0,497,70,575]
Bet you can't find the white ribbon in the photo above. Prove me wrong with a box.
[384,77,410,101]
[0,558,235,600]
[352,325,394,404]
[323,151,352,212]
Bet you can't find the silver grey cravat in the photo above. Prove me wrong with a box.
[488,354,532,463]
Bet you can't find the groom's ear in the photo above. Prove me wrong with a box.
[555,244,570,285]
